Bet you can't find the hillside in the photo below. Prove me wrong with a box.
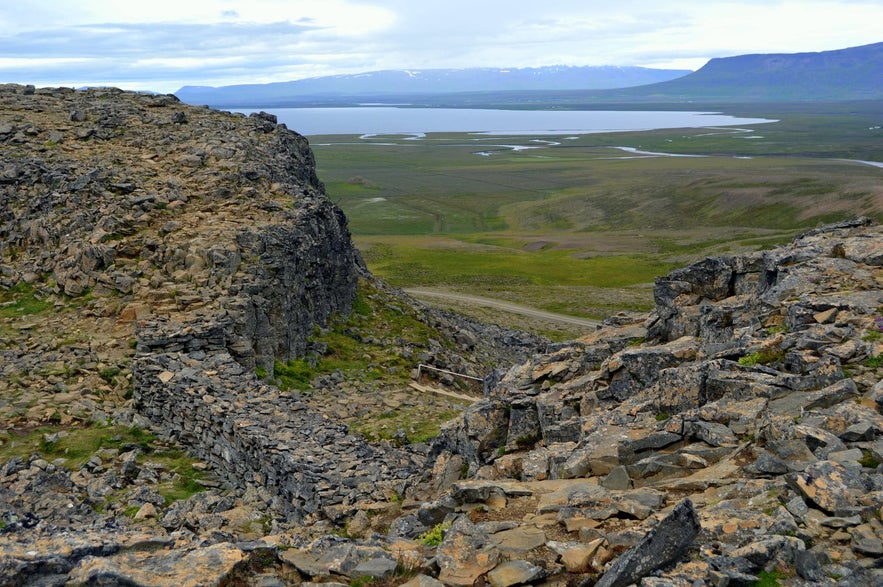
[174,66,691,108]
[176,43,883,109]
[1,85,882,586]
[621,41,883,102]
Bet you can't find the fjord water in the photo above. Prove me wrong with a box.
[234,107,774,136]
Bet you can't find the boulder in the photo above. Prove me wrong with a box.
[594,499,701,587]
[67,543,244,586]
[486,560,546,587]
[436,517,501,587]
[789,460,870,516]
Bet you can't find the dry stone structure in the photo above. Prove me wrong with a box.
[133,318,420,523]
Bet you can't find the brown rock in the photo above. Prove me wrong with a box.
[790,460,864,515]
[67,543,244,586]
[559,538,605,573]
[401,575,446,587]
[133,502,157,520]
[491,526,546,555]
[486,560,546,587]
[436,518,501,587]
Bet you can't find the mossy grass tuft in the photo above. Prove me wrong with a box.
[419,521,452,547]
[738,348,785,367]
[751,569,788,587]
[863,355,883,369]
[0,424,207,504]
[0,282,53,317]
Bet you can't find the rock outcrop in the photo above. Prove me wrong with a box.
[429,218,883,585]
[133,318,420,523]
[0,83,360,371]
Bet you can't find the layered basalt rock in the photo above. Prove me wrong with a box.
[3,82,883,585]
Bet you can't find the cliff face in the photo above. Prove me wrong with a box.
[0,83,360,372]
[0,84,543,585]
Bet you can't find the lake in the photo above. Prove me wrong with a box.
[232,107,775,136]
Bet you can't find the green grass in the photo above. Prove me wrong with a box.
[355,407,464,445]
[738,349,786,367]
[273,358,315,392]
[419,521,452,547]
[311,104,882,332]
[272,281,438,393]
[0,424,150,466]
[0,424,206,504]
[751,569,787,587]
[863,355,883,369]
[268,280,471,444]
[356,236,673,319]
[862,330,883,342]
[859,450,881,469]
[0,283,53,318]
[372,245,675,289]
[316,131,880,237]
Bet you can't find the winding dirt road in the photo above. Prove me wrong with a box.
[404,288,601,329]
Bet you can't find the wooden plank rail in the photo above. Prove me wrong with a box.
[416,363,484,382]
[408,382,481,403]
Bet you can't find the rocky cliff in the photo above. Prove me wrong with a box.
[0,83,359,372]
[1,84,882,586]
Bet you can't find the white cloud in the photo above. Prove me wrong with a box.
[0,57,93,69]
[0,0,879,93]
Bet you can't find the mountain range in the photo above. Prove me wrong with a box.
[175,42,883,107]
[175,66,690,107]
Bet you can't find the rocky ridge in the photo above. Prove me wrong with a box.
[0,84,881,586]
[428,218,883,585]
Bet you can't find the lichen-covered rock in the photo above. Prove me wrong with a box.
[789,460,873,516]
[67,543,245,587]
[594,499,700,587]
[486,560,546,587]
[435,517,501,587]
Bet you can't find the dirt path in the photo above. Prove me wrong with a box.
[404,288,601,329]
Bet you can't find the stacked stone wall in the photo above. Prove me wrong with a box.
[133,319,420,522]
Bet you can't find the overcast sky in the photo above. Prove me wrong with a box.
[2,1,881,94]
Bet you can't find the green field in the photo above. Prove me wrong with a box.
[311,102,883,335]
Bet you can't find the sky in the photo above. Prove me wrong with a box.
[1,1,881,94]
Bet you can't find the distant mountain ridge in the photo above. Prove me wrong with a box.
[178,43,883,107]
[612,41,883,102]
[175,66,691,107]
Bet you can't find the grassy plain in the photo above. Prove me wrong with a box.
[311,102,883,335]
